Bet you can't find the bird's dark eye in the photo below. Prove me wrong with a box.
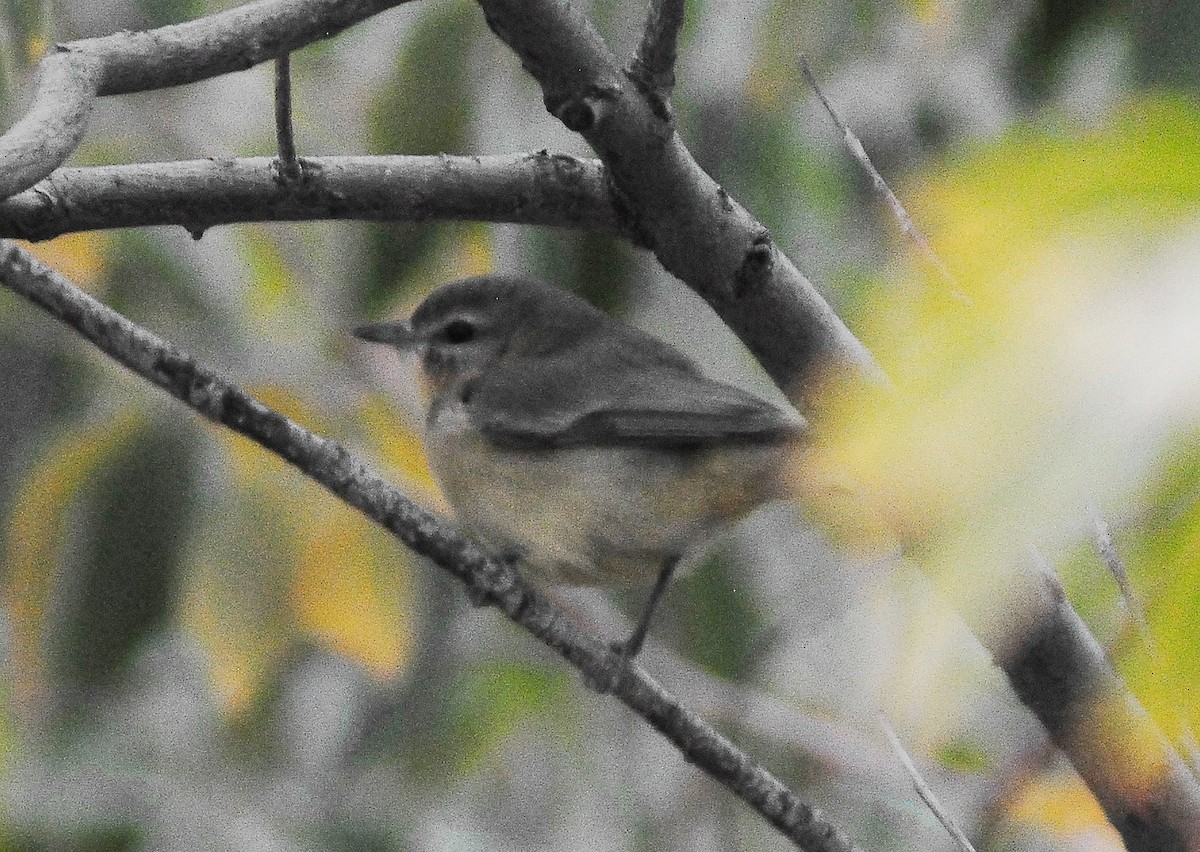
[443,318,476,344]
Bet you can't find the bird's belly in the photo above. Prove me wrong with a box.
[426,418,783,585]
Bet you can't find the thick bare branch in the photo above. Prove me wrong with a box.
[0,240,862,852]
[0,154,620,241]
[0,0,418,200]
[0,51,102,201]
[1001,564,1200,852]
[629,0,686,101]
[477,0,882,405]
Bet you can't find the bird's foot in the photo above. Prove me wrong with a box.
[588,635,644,695]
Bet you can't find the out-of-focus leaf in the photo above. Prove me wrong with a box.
[435,660,573,775]
[132,0,205,28]
[16,234,109,295]
[361,0,481,314]
[802,93,1200,547]
[356,395,442,505]
[1109,441,1200,737]
[4,408,143,706]
[525,230,635,315]
[56,414,197,701]
[3,0,47,74]
[367,0,477,158]
[363,221,494,320]
[238,226,313,339]
[680,551,765,680]
[1007,773,1123,847]
[292,500,414,679]
[794,93,1200,765]
[1010,0,1115,101]
[101,231,209,329]
[936,737,993,773]
[184,386,414,712]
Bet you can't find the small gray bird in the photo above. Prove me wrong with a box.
[355,275,803,661]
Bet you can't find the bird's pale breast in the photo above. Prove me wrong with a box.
[424,392,787,585]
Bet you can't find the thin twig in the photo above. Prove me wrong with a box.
[1090,511,1200,782]
[0,240,863,852]
[797,54,963,300]
[1090,509,1152,645]
[630,0,686,99]
[274,54,302,182]
[880,716,977,852]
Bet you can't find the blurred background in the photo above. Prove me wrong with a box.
[1,0,1199,849]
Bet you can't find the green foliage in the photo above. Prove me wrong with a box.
[680,551,766,680]
[524,230,636,314]
[936,737,993,773]
[446,662,576,777]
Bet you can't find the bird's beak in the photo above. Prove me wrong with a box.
[353,320,419,351]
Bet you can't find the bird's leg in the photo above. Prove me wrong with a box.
[611,556,679,663]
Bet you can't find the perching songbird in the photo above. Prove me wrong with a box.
[355,275,803,662]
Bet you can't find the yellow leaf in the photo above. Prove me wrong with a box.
[238,227,311,338]
[293,503,414,678]
[453,223,494,279]
[1008,774,1122,844]
[357,394,443,506]
[799,96,1200,619]
[17,233,109,293]
[184,385,416,710]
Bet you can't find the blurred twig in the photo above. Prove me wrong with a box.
[797,54,963,300]
[880,716,977,852]
[1090,509,1153,644]
[0,240,863,852]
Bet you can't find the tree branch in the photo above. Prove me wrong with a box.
[881,716,977,852]
[0,240,862,852]
[0,0,419,200]
[476,1,1200,848]
[273,54,302,183]
[0,154,621,242]
[477,0,882,405]
[2,0,1195,845]
[1002,560,1200,851]
[628,0,686,103]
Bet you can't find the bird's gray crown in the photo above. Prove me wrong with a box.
[410,274,610,356]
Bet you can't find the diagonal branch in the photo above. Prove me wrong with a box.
[0,0,419,200]
[477,0,882,405]
[628,0,686,103]
[0,240,862,852]
[0,155,621,242]
[476,1,1200,848]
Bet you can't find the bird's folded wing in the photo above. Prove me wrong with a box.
[471,355,805,450]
